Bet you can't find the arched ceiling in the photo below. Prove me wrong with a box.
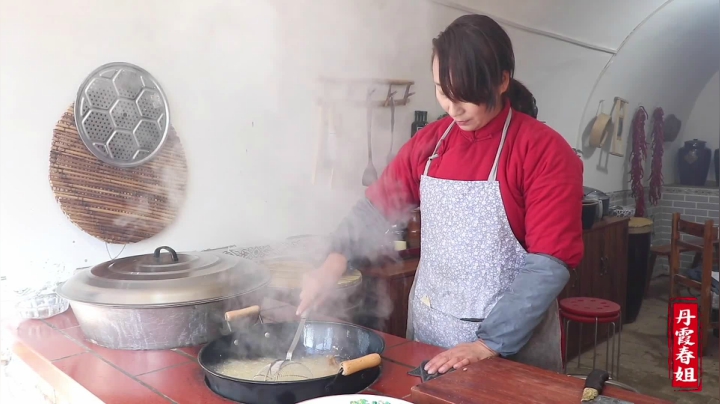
[433,0,719,192]
[577,0,719,190]
[431,0,670,50]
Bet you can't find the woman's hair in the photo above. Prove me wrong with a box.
[432,15,536,117]
[507,78,538,118]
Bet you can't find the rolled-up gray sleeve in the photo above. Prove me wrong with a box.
[475,253,569,357]
[329,197,394,264]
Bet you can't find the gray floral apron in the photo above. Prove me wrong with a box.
[406,110,563,372]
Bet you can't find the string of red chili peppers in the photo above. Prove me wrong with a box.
[630,107,648,217]
[629,106,665,217]
[648,107,664,206]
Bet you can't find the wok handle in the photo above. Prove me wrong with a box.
[225,306,261,322]
[340,353,382,376]
[154,246,179,262]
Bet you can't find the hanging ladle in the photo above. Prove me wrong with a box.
[386,92,396,165]
[362,89,378,186]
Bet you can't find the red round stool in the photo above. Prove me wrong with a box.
[560,297,621,318]
[559,297,622,381]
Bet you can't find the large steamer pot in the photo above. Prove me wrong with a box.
[57,246,271,350]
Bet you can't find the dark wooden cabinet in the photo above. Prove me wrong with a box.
[562,217,629,361]
[354,259,418,338]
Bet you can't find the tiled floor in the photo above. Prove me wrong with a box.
[567,276,719,403]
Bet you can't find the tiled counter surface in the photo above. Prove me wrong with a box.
[4,298,670,404]
[3,298,439,403]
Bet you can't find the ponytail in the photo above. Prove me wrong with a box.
[506,78,538,119]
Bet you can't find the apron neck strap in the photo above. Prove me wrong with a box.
[423,109,514,180]
[423,121,455,176]
[487,109,513,182]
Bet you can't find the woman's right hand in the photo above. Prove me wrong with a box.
[296,253,347,315]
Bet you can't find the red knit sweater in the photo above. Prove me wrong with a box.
[366,103,585,268]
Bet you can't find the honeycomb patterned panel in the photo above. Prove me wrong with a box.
[137,89,165,121]
[107,131,138,161]
[113,70,143,99]
[74,63,170,167]
[110,99,141,130]
[85,78,116,110]
[134,120,162,150]
[82,111,114,143]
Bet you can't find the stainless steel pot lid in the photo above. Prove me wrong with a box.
[583,186,609,199]
[57,246,271,307]
[74,62,171,168]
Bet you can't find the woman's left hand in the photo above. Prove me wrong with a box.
[424,341,498,374]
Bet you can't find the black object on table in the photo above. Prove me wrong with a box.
[408,360,455,383]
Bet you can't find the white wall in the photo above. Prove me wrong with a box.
[0,0,718,277]
[681,72,720,184]
[0,0,457,276]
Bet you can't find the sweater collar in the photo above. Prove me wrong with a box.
[457,101,512,141]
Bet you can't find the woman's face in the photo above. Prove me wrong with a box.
[432,57,509,131]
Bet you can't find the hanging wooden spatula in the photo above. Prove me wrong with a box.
[386,92,397,165]
[311,105,329,186]
[362,89,378,186]
[609,97,629,157]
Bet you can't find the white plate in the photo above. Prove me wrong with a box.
[297,394,412,404]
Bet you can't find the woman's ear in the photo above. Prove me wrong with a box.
[500,72,511,94]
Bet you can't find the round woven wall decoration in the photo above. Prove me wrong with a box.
[49,104,188,244]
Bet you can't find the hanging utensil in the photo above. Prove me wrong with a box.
[588,100,612,148]
[328,106,343,189]
[362,89,378,186]
[311,105,329,186]
[664,114,681,142]
[609,97,629,157]
[386,93,396,165]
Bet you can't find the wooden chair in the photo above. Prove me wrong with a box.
[669,213,718,356]
[646,243,692,298]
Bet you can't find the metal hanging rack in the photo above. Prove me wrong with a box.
[312,78,416,188]
[317,77,415,108]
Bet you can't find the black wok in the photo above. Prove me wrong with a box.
[198,308,385,404]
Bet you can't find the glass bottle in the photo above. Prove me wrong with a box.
[411,111,428,138]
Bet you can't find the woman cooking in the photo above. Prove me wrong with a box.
[297,14,584,375]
